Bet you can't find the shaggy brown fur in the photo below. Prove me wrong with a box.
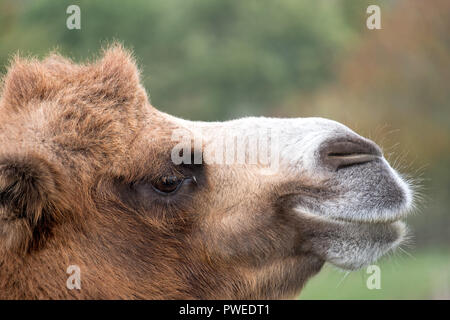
[0,45,329,299]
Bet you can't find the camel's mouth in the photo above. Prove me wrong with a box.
[292,152,414,222]
[291,153,414,270]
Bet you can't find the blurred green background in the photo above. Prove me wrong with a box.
[0,0,448,299]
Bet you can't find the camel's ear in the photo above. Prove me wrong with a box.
[86,44,145,106]
[0,53,74,111]
[0,57,52,111]
[0,154,63,253]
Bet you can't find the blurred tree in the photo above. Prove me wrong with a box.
[0,0,358,119]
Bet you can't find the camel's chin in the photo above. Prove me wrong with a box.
[324,220,407,270]
[297,211,408,270]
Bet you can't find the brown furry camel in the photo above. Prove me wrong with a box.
[0,45,414,299]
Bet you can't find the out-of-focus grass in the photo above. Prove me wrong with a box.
[299,249,450,299]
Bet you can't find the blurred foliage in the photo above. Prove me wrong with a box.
[0,0,375,119]
[0,0,449,249]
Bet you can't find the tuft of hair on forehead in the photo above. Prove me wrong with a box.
[0,43,146,113]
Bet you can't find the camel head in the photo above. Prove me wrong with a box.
[0,45,414,299]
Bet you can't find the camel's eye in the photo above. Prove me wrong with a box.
[151,176,184,195]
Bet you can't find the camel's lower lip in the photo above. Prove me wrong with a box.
[339,219,407,239]
[296,210,408,270]
[325,220,406,270]
[309,212,408,240]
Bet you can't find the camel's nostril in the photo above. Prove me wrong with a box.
[327,153,379,170]
[320,138,382,171]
